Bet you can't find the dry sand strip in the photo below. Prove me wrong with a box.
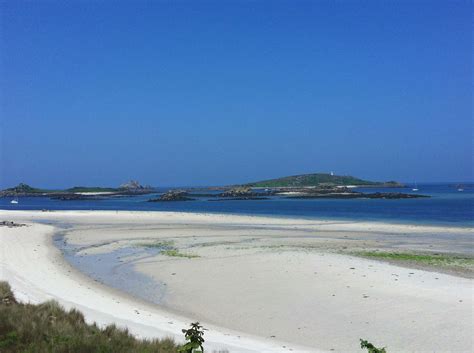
[1,210,473,353]
[0,211,322,353]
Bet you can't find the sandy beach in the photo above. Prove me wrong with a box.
[1,210,473,352]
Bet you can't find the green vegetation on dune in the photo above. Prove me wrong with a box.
[355,251,474,270]
[0,282,179,353]
[246,173,385,187]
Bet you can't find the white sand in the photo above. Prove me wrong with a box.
[1,210,473,353]
[75,192,116,195]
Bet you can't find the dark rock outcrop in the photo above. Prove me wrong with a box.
[364,192,429,199]
[50,194,98,201]
[286,191,429,199]
[210,197,269,201]
[0,221,27,228]
[218,187,271,198]
[148,190,195,202]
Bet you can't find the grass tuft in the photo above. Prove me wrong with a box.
[0,281,179,353]
[138,240,174,249]
[356,251,474,265]
[162,249,200,259]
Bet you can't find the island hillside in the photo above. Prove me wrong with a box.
[245,173,402,188]
[0,180,154,199]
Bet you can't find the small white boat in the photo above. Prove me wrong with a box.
[412,182,419,192]
[10,198,19,204]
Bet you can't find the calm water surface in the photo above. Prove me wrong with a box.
[2,183,473,227]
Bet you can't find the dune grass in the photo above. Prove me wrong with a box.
[138,240,174,249]
[0,281,179,353]
[162,249,200,259]
[355,251,474,271]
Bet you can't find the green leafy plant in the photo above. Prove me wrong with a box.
[178,322,205,353]
[360,339,387,353]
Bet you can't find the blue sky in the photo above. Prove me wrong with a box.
[1,0,472,188]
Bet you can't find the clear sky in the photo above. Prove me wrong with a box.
[1,0,472,188]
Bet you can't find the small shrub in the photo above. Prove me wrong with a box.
[178,322,205,353]
[360,339,387,353]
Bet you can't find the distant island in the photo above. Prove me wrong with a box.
[245,173,403,188]
[0,181,154,200]
[1,173,428,201]
[151,173,423,201]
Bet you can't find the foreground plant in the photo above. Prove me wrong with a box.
[178,322,205,353]
[360,339,387,353]
[0,281,178,353]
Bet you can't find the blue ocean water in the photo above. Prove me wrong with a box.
[1,183,473,227]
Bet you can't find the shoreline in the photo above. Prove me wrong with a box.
[2,201,474,229]
[2,207,474,229]
[1,210,473,352]
[0,211,314,353]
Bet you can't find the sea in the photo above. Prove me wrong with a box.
[1,183,473,227]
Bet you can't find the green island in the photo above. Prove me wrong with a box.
[0,181,154,199]
[245,173,402,188]
[1,174,425,201]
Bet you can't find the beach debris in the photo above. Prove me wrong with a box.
[360,339,387,353]
[0,282,17,306]
[0,221,27,228]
